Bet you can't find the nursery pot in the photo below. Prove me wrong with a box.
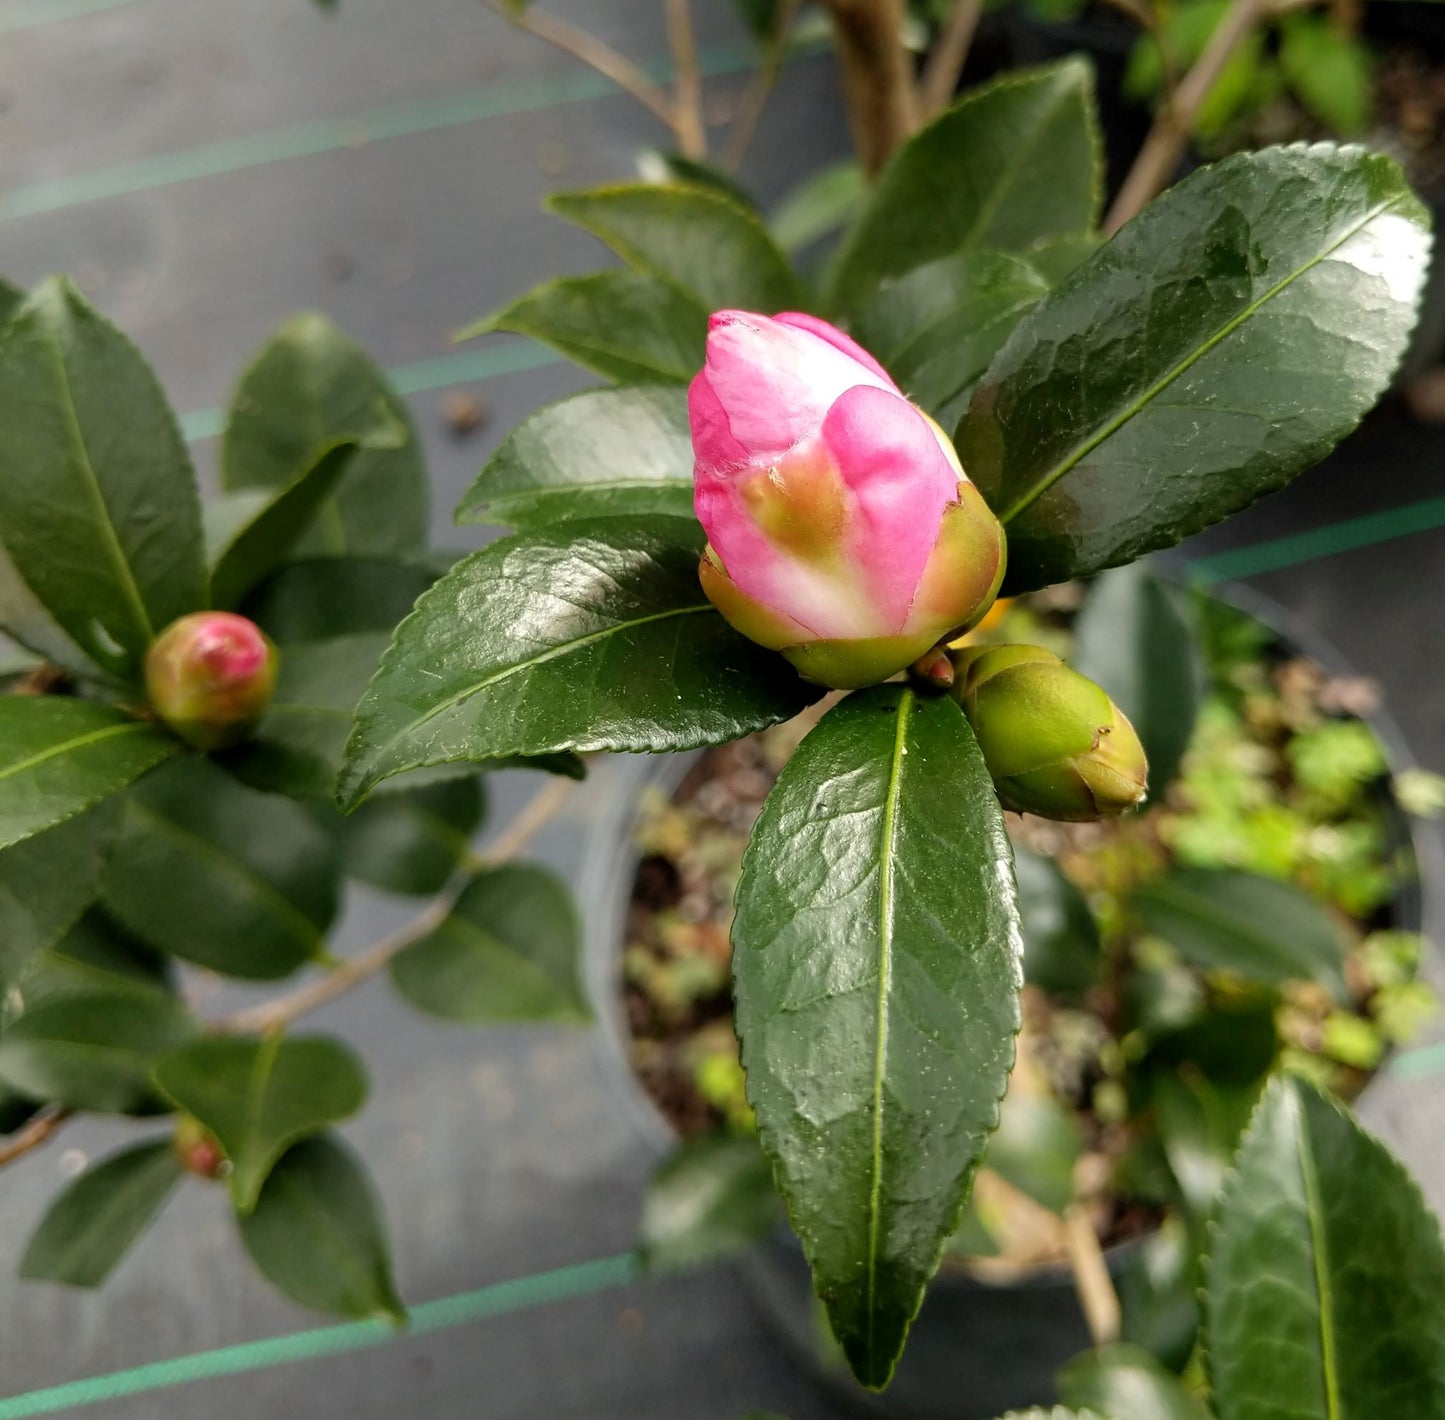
[579,582,1437,1420]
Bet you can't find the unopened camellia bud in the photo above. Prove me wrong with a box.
[950,644,1148,822]
[173,1116,227,1180]
[145,612,278,751]
[689,310,1006,690]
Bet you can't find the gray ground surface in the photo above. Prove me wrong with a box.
[0,2,1442,1416]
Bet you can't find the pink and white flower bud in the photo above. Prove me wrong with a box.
[145,612,278,750]
[689,310,1006,689]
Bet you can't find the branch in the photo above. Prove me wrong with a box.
[1064,1204,1122,1345]
[724,0,803,172]
[1105,0,1269,232]
[0,1106,71,1170]
[664,0,707,159]
[481,0,680,131]
[820,0,918,177]
[216,776,576,1037]
[918,0,984,119]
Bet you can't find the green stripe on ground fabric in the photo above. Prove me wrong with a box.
[0,1252,640,1417]
[0,0,135,33]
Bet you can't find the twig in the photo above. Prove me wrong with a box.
[1105,0,1269,232]
[480,0,679,131]
[216,776,576,1036]
[1064,1205,1122,1345]
[820,0,918,177]
[0,1106,71,1169]
[664,0,707,160]
[918,0,984,119]
[724,0,803,172]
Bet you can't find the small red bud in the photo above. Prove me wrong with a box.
[909,647,955,689]
[174,1116,227,1179]
[145,612,278,750]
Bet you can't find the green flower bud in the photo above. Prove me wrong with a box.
[950,643,1148,822]
[145,612,278,751]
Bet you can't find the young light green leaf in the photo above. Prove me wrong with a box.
[1057,1343,1211,1420]
[829,61,1100,307]
[210,441,372,609]
[390,864,586,1021]
[733,687,1024,1389]
[1072,562,1204,799]
[1206,1075,1445,1418]
[0,989,193,1113]
[0,802,117,992]
[639,1133,780,1274]
[1280,15,1372,138]
[154,1033,368,1213]
[222,312,428,558]
[985,1091,1083,1216]
[20,1139,183,1287]
[547,184,802,312]
[1134,867,1347,998]
[0,278,205,674]
[852,250,1051,425]
[338,517,817,807]
[324,775,484,896]
[456,385,695,530]
[1014,848,1101,999]
[242,557,437,644]
[238,1133,404,1323]
[0,275,24,327]
[102,757,339,979]
[461,271,707,384]
[961,145,1432,594]
[0,698,175,852]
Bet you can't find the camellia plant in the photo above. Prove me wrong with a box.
[0,288,590,1318]
[332,51,1440,1392]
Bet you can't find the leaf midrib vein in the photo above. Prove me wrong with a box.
[359,600,713,780]
[999,194,1410,524]
[0,719,153,785]
[1297,1102,1342,1419]
[864,688,912,1367]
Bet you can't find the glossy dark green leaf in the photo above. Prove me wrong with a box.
[1057,1343,1211,1420]
[1021,233,1101,287]
[1011,848,1101,998]
[829,61,1100,307]
[0,697,175,852]
[390,864,586,1021]
[1117,1216,1200,1371]
[0,802,117,992]
[242,557,437,644]
[638,1133,780,1273]
[222,312,428,558]
[324,776,484,895]
[1134,867,1347,998]
[732,686,1023,1389]
[1072,563,1204,799]
[961,146,1432,594]
[1143,999,1278,1088]
[457,386,695,530]
[0,989,193,1112]
[209,442,367,610]
[853,251,1050,425]
[102,757,339,979]
[239,1132,404,1323]
[0,275,24,326]
[771,161,866,254]
[338,517,817,806]
[225,631,392,799]
[154,1033,367,1212]
[463,271,707,385]
[20,1140,183,1287]
[1206,1076,1445,1419]
[0,278,205,674]
[547,184,801,313]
